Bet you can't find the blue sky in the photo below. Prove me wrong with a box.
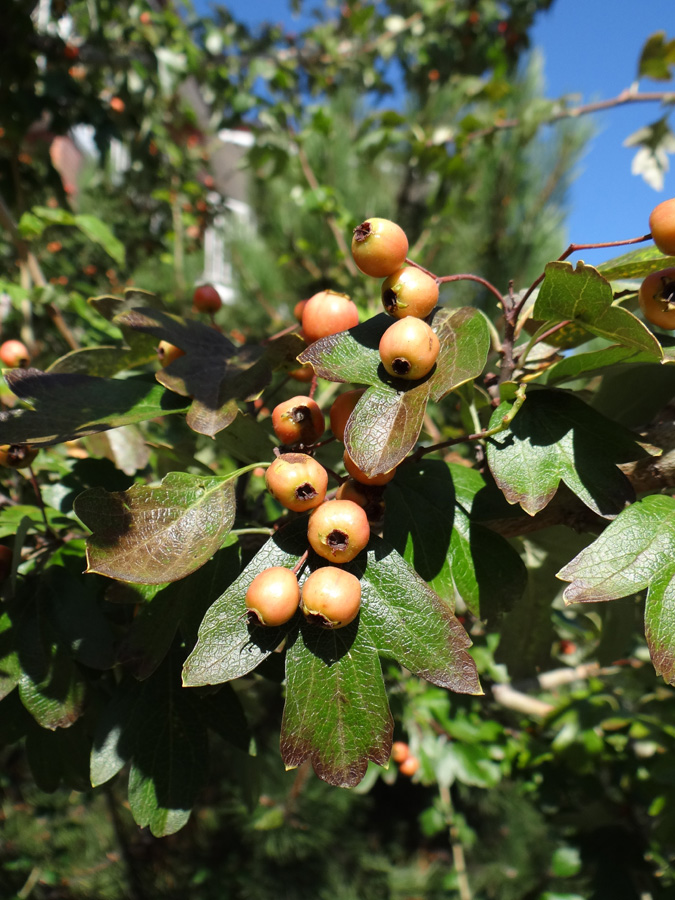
[196,0,674,266]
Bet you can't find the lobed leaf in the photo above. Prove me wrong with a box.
[486,389,647,517]
[532,260,662,358]
[75,472,237,584]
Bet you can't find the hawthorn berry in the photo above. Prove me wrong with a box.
[351,218,409,278]
[649,198,675,256]
[307,499,370,563]
[391,741,410,764]
[245,567,300,626]
[265,453,328,512]
[289,363,315,382]
[193,284,222,314]
[301,290,360,343]
[343,451,396,486]
[381,266,439,319]
[0,339,30,368]
[272,396,325,446]
[638,268,675,329]
[399,756,420,777]
[329,388,366,443]
[0,444,39,468]
[157,340,185,367]
[379,317,440,380]
[293,299,308,322]
[301,566,361,629]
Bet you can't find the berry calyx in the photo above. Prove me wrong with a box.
[301,290,360,343]
[307,499,370,563]
[0,444,39,468]
[193,284,222,314]
[381,266,439,319]
[649,198,675,256]
[245,567,300,626]
[379,317,440,380]
[157,340,185,367]
[265,453,328,512]
[343,451,396,486]
[272,396,325,446]
[0,339,30,368]
[351,217,409,278]
[638,268,675,330]
[329,388,366,443]
[301,566,361,629]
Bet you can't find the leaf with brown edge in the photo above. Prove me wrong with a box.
[74,472,237,585]
[344,381,430,476]
[427,307,491,402]
[281,622,393,787]
[557,494,675,684]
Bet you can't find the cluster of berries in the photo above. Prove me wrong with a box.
[639,198,675,330]
[247,216,441,631]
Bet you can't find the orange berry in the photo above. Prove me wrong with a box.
[301,290,359,343]
[157,341,185,367]
[272,396,325,446]
[391,741,410,764]
[638,268,675,330]
[265,453,328,513]
[649,198,675,256]
[329,389,366,443]
[307,499,370,564]
[381,266,439,319]
[301,566,361,629]
[245,567,300,626]
[343,451,396,487]
[0,340,30,368]
[351,218,409,278]
[379,317,440,380]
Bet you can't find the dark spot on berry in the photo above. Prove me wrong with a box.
[382,288,398,312]
[290,405,311,424]
[392,357,411,376]
[304,611,335,628]
[353,221,372,243]
[326,529,349,550]
[660,279,675,305]
[295,482,318,501]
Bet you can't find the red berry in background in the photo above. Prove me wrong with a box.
[265,453,328,512]
[301,290,359,343]
[193,284,222,314]
[343,451,395,486]
[381,266,439,319]
[329,389,366,443]
[638,268,675,329]
[307,499,370,564]
[289,363,315,382]
[293,299,308,322]
[245,567,300,626]
[157,340,185,367]
[272,396,325,446]
[0,339,30,368]
[379,317,440,380]
[649,198,675,256]
[0,444,39,468]
[301,566,361,629]
[351,217,409,278]
[391,741,410,764]
[399,755,420,777]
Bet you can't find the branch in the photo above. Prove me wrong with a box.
[463,88,675,144]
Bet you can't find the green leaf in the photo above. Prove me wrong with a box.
[596,245,675,282]
[0,370,189,445]
[182,523,306,687]
[90,681,136,787]
[543,345,659,385]
[486,389,647,516]
[638,31,675,81]
[73,214,125,264]
[426,307,491,402]
[281,622,393,787]
[117,308,304,437]
[75,472,237,585]
[0,609,20,701]
[532,261,662,358]
[384,460,525,617]
[344,381,430,476]
[298,313,389,384]
[557,495,675,683]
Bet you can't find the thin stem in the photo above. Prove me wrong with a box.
[438,784,472,900]
[404,256,436,280]
[437,273,505,309]
[409,384,527,463]
[225,461,271,482]
[292,549,309,576]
